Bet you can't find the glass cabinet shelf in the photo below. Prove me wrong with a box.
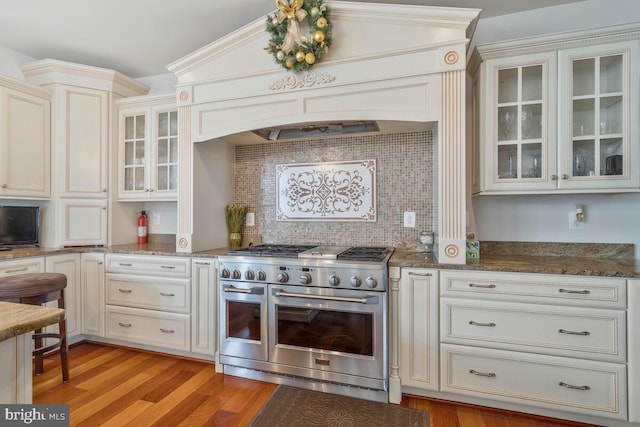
[570,53,624,178]
[495,63,545,181]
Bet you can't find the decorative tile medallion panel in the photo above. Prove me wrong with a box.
[276,160,376,221]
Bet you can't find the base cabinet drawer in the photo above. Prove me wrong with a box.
[441,298,625,362]
[0,258,45,276]
[106,305,190,351]
[106,273,190,313]
[440,270,626,309]
[105,254,190,278]
[441,344,627,421]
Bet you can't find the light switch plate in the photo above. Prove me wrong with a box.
[246,212,255,227]
[568,212,583,230]
[403,211,416,228]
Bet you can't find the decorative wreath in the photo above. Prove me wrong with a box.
[265,0,333,72]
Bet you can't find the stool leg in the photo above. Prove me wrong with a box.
[34,328,44,375]
[59,321,69,382]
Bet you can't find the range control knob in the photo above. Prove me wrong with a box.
[365,276,378,289]
[328,274,340,287]
[350,276,362,288]
[257,270,267,281]
[221,268,230,279]
[232,270,242,280]
[245,270,255,280]
[276,272,289,283]
[300,273,312,285]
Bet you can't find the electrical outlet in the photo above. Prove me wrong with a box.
[246,212,255,227]
[152,213,160,225]
[403,211,416,228]
[568,212,584,230]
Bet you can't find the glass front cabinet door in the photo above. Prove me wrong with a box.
[557,40,639,190]
[117,96,178,201]
[481,52,558,192]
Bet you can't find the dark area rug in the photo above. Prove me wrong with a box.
[248,385,429,427]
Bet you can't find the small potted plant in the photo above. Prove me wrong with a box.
[225,204,247,248]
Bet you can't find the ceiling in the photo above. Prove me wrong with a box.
[2,0,586,79]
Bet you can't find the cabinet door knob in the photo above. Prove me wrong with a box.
[550,174,557,181]
[1,184,7,188]
[561,174,569,180]
[102,188,107,192]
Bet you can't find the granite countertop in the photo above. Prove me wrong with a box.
[2,242,639,278]
[0,301,65,342]
[389,250,640,277]
[389,242,640,277]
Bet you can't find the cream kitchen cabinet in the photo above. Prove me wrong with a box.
[470,25,640,194]
[116,94,178,201]
[104,254,191,352]
[439,270,629,422]
[0,257,45,277]
[50,85,110,199]
[190,258,217,358]
[0,76,51,199]
[45,253,82,340]
[21,59,150,247]
[627,279,640,424]
[398,268,440,394]
[80,253,105,337]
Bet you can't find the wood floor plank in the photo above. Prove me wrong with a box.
[98,400,155,427]
[124,366,218,427]
[33,343,600,427]
[70,373,154,425]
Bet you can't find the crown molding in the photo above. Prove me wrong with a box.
[20,58,149,97]
[468,21,640,74]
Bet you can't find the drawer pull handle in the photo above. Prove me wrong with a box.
[469,321,496,327]
[558,288,591,295]
[558,329,590,336]
[118,322,132,328]
[161,265,176,270]
[195,261,211,265]
[408,272,432,277]
[558,382,590,391]
[5,267,29,274]
[469,283,496,289]
[119,263,133,267]
[469,369,496,378]
[118,288,133,293]
[160,292,175,297]
[160,328,175,334]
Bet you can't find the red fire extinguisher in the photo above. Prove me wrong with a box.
[137,211,148,244]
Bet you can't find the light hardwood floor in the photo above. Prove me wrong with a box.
[33,343,596,426]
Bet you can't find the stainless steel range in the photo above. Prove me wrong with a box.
[218,244,392,402]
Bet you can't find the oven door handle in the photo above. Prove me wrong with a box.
[223,285,264,295]
[273,289,378,304]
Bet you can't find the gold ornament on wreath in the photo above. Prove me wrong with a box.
[265,0,333,72]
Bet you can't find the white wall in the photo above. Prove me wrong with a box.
[472,0,640,47]
[0,46,33,80]
[469,0,640,259]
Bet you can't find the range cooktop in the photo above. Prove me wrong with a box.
[226,244,393,262]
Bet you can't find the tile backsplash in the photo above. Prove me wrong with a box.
[235,130,435,247]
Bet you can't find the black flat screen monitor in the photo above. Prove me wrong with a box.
[0,206,40,247]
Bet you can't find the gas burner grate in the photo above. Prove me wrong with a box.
[337,247,393,262]
[226,244,316,258]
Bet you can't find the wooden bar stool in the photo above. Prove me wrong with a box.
[0,272,69,382]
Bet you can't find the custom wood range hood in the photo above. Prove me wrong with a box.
[167,1,479,264]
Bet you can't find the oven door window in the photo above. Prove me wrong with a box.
[276,306,373,356]
[227,300,262,341]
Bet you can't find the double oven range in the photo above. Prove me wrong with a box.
[218,244,392,402]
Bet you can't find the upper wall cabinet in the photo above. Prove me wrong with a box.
[0,77,51,199]
[117,94,178,201]
[469,25,640,194]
